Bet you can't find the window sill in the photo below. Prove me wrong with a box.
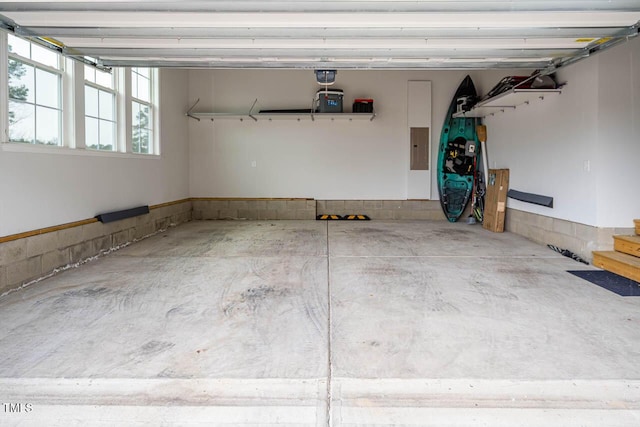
[0,142,161,159]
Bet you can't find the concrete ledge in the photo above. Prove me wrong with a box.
[333,378,640,426]
[505,209,634,262]
[0,378,326,426]
[194,198,316,220]
[335,378,640,409]
[317,200,445,220]
[3,377,636,426]
[195,199,445,221]
[0,200,193,295]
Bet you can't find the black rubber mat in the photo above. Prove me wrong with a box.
[568,270,640,297]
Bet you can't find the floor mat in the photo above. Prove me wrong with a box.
[568,270,640,297]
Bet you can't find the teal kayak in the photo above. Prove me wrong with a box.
[438,76,479,222]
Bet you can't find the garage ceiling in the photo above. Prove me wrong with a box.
[1,1,639,71]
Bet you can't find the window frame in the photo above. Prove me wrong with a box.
[130,67,158,155]
[84,69,117,152]
[1,32,160,157]
[7,37,64,146]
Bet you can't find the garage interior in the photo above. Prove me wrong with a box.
[1,1,640,426]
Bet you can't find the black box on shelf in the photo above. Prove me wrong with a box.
[353,98,374,113]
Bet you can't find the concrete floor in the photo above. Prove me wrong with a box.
[1,220,639,426]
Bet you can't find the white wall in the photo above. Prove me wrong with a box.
[484,60,600,225]
[3,40,636,236]
[188,68,517,200]
[595,36,640,227]
[0,68,190,236]
[486,36,640,228]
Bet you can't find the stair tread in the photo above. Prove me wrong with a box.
[593,251,640,282]
[593,251,640,266]
[593,251,640,286]
[614,234,640,243]
[613,235,640,259]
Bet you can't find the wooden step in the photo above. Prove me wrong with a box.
[635,219,640,235]
[613,235,640,258]
[592,251,640,283]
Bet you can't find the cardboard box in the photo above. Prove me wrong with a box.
[483,169,509,232]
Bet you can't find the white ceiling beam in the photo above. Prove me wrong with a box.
[66,47,573,59]
[15,26,633,40]
[1,1,639,13]
[58,37,594,50]
[5,11,640,29]
[97,58,552,70]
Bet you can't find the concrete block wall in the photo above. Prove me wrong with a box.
[505,209,635,262]
[316,200,446,220]
[192,199,316,220]
[192,198,447,220]
[0,201,192,295]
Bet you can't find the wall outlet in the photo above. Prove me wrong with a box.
[583,160,591,172]
[251,161,257,168]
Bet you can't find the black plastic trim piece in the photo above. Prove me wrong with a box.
[507,190,553,208]
[96,205,150,223]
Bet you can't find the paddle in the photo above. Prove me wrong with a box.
[476,125,489,186]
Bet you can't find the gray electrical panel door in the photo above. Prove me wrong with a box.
[410,127,429,170]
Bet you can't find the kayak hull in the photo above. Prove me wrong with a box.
[438,76,479,223]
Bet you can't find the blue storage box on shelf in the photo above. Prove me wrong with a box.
[315,89,343,113]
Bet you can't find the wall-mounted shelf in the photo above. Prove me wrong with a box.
[187,112,376,122]
[453,88,562,119]
[186,99,376,122]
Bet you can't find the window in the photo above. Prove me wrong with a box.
[3,34,159,156]
[85,64,116,151]
[131,67,153,154]
[7,34,62,145]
